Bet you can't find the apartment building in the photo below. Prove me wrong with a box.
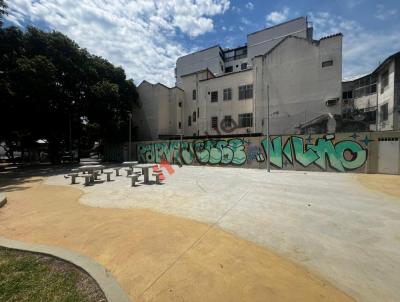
[341,51,400,132]
[133,17,343,140]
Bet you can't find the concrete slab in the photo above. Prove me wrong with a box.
[0,178,352,302]
[43,165,400,302]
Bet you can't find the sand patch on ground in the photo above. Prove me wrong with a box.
[356,173,400,199]
[0,178,353,302]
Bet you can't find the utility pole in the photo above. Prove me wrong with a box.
[128,112,132,161]
[266,84,270,173]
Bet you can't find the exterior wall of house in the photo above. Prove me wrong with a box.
[377,60,396,131]
[198,70,254,136]
[133,82,184,140]
[176,46,224,88]
[247,17,308,61]
[255,35,342,135]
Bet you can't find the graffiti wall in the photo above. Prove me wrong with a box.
[135,133,371,172]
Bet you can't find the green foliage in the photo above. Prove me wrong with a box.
[0,24,138,162]
[0,247,104,302]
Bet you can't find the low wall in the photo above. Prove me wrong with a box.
[131,131,400,174]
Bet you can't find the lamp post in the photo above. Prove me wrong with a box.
[128,112,132,161]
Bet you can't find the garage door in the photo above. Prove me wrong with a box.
[378,137,400,174]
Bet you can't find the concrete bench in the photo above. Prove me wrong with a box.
[103,171,113,181]
[68,173,79,184]
[92,171,101,181]
[152,172,162,184]
[127,174,139,187]
[81,174,93,186]
[125,168,133,176]
[113,168,121,176]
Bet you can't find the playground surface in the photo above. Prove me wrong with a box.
[1,165,400,301]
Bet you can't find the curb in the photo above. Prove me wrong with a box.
[0,237,131,302]
[0,193,6,208]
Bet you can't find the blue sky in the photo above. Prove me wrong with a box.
[4,0,400,86]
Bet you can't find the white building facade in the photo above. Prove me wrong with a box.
[134,17,343,140]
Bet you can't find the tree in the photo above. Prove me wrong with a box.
[0,24,139,163]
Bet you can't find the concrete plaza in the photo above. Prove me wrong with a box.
[1,165,399,301]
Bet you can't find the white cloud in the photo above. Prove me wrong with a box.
[308,12,400,79]
[245,2,254,10]
[374,4,397,20]
[5,0,230,86]
[266,7,290,26]
[231,6,241,14]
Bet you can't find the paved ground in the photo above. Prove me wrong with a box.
[1,166,400,301]
[43,166,400,302]
[0,173,351,302]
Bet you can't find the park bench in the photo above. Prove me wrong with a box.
[127,174,139,187]
[152,171,162,184]
[125,167,133,176]
[68,173,79,184]
[113,167,121,176]
[103,171,113,181]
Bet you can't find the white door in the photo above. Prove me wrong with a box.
[378,138,400,174]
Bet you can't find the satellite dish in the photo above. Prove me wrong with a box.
[353,114,365,121]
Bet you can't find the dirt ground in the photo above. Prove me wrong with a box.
[356,173,400,199]
[0,176,353,302]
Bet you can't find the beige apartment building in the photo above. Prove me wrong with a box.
[341,51,400,132]
[133,17,343,140]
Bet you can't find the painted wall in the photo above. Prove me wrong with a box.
[133,132,377,173]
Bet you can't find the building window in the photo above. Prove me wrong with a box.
[223,115,232,127]
[188,116,191,126]
[225,66,233,73]
[238,113,253,127]
[238,84,253,100]
[178,122,181,129]
[381,70,389,93]
[192,89,196,100]
[223,88,232,101]
[380,103,388,121]
[193,111,196,122]
[342,91,353,100]
[211,116,218,128]
[241,63,247,70]
[211,91,218,102]
[322,60,333,68]
[197,107,199,118]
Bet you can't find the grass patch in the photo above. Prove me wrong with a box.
[0,247,106,302]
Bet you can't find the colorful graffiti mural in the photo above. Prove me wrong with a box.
[136,134,368,172]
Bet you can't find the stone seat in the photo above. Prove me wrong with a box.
[127,174,139,187]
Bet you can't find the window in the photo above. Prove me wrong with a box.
[188,116,191,126]
[238,84,253,100]
[192,89,196,100]
[238,113,253,127]
[342,91,353,100]
[326,98,338,107]
[178,101,182,107]
[223,88,232,101]
[223,115,232,127]
[225,66,233,73]
[380,103,388,121]
[178,122,181,129]
[381,70,389,93]
[241,63,247,70]
[211,91,218,102]
[193,111,196,122]
[211,116,218,128]
[197,107,199,118]
[322,60,333,68]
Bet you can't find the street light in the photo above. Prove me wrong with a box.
[128,112,132,161]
